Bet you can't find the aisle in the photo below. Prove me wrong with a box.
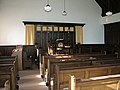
[18,70,48,90]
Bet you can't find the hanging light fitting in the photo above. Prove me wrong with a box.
[106,0,112,16]
[44,0,52,12]
[106,11,112,16]
[62,0,67,16]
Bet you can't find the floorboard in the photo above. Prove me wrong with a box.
[18,70,48,90]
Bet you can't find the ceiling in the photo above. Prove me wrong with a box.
[95,0,120,17]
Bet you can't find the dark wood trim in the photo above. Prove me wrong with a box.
[23,21,85,27]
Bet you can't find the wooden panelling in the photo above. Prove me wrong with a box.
[104,22,120,44]
[22,45,37,70]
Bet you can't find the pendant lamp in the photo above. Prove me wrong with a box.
[44,0,52,12]
[106,0,112,16]
[62,0,67,16]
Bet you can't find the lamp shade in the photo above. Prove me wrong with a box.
[44,4,52,12]
[62,11,67,16]
[106,11,112,16]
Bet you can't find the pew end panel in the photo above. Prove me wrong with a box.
[0,79,10,90]
[0,64,17,90]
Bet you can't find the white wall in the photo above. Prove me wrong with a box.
[0,0,104,45]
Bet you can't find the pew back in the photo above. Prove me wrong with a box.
[73,74,120,90]
[55,63,120,90]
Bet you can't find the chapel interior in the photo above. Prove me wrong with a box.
[0,0,120,90]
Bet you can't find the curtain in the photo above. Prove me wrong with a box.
[25,24,35,45]
[75,26,83,44]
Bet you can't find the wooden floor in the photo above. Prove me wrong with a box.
[18,70,48,90]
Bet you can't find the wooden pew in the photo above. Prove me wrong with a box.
[42,53,115,70]
[41,54,117,86]
[41,54,94,81]
[0,56,19,80]
[54,63,120,90]
[0,79,10,90]
[46,57,120,90]
[41,55,73,79]
[0,64,16,90]
[45,56,119,86]
[69,74,120,90]
[0,60,17,77]
[0,56,18,71]
[41,53,112,79]
[47,59,92,89]
[0,56,19,90]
